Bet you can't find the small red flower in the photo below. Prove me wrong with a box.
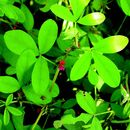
[58,60,65,71]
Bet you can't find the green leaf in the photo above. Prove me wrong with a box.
[0,113,14,130]
[32,56,50,95]
[88,65,99,85]
[53,120,62,129]
[38,19,58,54]
[69,0,90,20]
[62,99,77,109]
[22,85,42,105]
[6,66,16,75]
[0,8,4,17]
[12,114,24,130]
[61,113,92,125]
[0,0,8,5]
[70,51,92,81]
[5,94,13,106]
[96,101,109,119]
[48,81,60,98]
[120,0,130,16]
[0,120,2,130]
[127,123,130,130]
[78,12,105,26]
[123,102,130,117]
[2,46,19,66]
[57,31,73,52]
[0,76,20,93]
[4,109,10,125]
[40,0,58,12]
[21,4,34,30]
[76,91,96,114]
[111,103,126,119]
[23,84,51,105]
[110,89,122,102]
[90,117,103,130]
[7,106,22,116]
[2,4,25,23]
[16,50,36,85]
[92,51,120,88]
[4,30,38,55]
[51,4,75,22]
[94,35,129,53]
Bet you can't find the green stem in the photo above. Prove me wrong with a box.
[49,68,59,92]
[95,110,113,116]
[31,107,45,130]
[125,74,129,94]
[74,22,79,47]
[0,18,12,25]
[111,119,130,124]
[43,56,57,66]
[82,120,104,129]
[94,87,97,101]
[115,15,127,35]
[42,114,49,129]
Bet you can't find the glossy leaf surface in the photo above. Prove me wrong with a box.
[78,12,105,25]
[69,0,90,19]
[120,0,130,16]
[38,19,58,54]
[32,56,49,95]
[93,51,120,87]
[76,91,96,114]
[4,30,38,55]
[21,4,34,30]
[2,4,25,23]
[7,106,22,116]
[70,51,92,81]
[94,35,129,53]
[90,117,103,130]
[16,50,36,85]
[0,76,20,93]
[4,109,10,125]
[51,4,75,21]
[5,94,13,106]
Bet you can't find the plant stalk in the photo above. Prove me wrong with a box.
[115,15,127,35]
[31,107,45,130]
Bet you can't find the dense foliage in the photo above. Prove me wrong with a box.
[0,0,130,130]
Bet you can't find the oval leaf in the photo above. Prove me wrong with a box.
[69,0,90,20]
[120,0,130,16]
[32,56,50,95]
[78,12,105,26]
[76,91,96,114]
[5,94,13,106]
[51,4,75,21]
[21,4,34,30]
[92,51,120,87]
[70,51,92,81]
[22,85,49,105]
[88,65,99,85]
[4,108,10,125]
[2,4,25,23]
[7,106,22,116]
[16,50,36,85]
[94,35,129,53]
[61,113,92,125]
[0,76,20,93]
[4,30,38,55]
[48,81,60,98]
[90,117,103,130]
[38,19,58,54]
